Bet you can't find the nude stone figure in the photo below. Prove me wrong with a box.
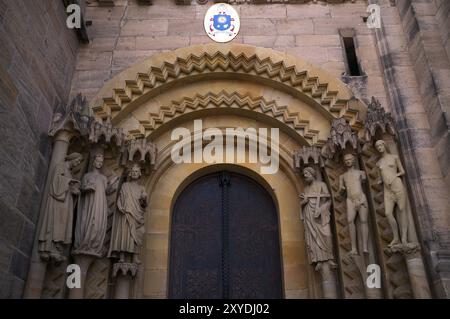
[375,140,409,246]
[339,153,369,255]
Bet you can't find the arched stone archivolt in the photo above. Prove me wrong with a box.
[29,44,435,300]
[132,90,322,145]
[122,111,313,298]
[90,44,366,132]
[86,44,368,299]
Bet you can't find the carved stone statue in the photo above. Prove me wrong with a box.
[375,140,409,246]
[300,167,336,270]
[109,164,147,264]
[73,153,117,257]
[339,153,369,255]
[38,153,83,263]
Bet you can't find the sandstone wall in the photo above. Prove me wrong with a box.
[71,0,388,105]
[0,0,79,298]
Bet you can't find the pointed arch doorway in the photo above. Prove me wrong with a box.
[168,171,283,299]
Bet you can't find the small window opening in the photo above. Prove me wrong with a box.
[343,37,362,76]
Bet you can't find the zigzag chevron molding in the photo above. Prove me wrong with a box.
[128,90,322,145]
[92,48,363,131]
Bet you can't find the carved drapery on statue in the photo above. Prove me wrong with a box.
[300,167,335,266]
[109,164,147,264]
[29,94,157,299]
[28,90,433,299]
[108,164,148,299]
[38,153,83,263]
[294,97,431,299]
[73,154,119,257]
[296,162,338,298]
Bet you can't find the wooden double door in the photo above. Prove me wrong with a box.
[169,171,283,299]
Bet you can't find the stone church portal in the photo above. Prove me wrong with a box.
[1,0,450,299]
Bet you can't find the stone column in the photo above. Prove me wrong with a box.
[112,263,138,299]
[346,252,383,299]
[384,244,432,299]
[404,250,432,299]
[23,130,73,299]
[319,261,339,299]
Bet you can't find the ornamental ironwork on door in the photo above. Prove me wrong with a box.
[169,171,283,299]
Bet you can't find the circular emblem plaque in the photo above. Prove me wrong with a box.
[204,3,240,43]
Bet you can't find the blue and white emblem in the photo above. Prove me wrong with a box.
[213,13,231,31]
[204,4,240,43]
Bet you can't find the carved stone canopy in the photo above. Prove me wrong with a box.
[322,117,359,159]
[50,94,157,168]
[49,93,92,138]
[89,116,125,147]
[364,96,396,143]
[293,117,362,170]
[294,146,324,170]
[120,138,157,167]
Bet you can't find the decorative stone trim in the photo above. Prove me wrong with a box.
[322,117,359,159]
[49,94,91,138]
[112,262,139,278]
[89,116,126,147]
[122,138,157,165]
[50,94,157,167]
[293,146,324,169]
[91,45,363,132]
[132,90,322,145]
[364,96,396,143]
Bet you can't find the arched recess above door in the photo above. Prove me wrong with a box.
[89,44,367,142]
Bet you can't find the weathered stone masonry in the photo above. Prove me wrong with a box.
[1,0,450,298]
